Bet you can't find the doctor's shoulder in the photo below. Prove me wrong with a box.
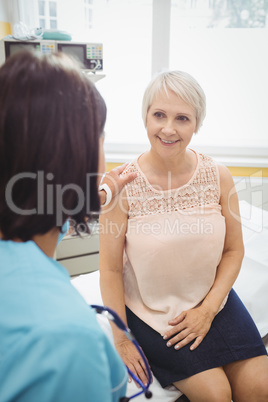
[15,312,126,402]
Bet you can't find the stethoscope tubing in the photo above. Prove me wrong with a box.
[90,305,152,400]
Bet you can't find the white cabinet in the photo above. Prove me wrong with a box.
[56,232,99,276]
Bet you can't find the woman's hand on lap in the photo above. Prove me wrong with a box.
[163,306,214,351]
[115,339,150,387]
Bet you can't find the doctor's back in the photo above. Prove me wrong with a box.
[0,239,127,402]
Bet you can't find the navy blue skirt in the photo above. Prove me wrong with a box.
[126,289,267,388]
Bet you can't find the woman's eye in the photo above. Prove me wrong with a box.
[154,112,164,118]
[177,115,189,121]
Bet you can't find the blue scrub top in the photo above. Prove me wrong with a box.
[0,240,127,402]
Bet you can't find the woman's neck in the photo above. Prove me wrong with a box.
[138,148,197,191]
[143,148,194,175]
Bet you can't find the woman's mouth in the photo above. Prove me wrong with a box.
[158,137,180,146]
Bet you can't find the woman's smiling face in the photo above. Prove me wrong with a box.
[146,88,197,158]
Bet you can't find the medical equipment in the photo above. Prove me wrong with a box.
[91,305,153,401]
[0,37,103,72]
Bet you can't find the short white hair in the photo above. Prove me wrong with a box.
[142,70,206,133]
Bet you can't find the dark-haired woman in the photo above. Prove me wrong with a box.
[0,50,135,402]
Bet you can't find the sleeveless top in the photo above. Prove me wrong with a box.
[122,151,226,335]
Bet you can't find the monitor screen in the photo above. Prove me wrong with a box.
[8,42,38,57]
[58,44,84,64]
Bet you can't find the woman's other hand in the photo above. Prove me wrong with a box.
[115,339,150,387]
[163,305,214,351]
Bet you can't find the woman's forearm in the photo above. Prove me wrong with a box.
[201,248,244,319]
[99,190,130,344]
[100,270,128,344]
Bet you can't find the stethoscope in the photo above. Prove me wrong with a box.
[91,305,153,401]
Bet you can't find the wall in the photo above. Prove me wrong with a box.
[0,0,8,20]
[0,0,11,39]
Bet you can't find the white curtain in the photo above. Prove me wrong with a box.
[8,0,39,34]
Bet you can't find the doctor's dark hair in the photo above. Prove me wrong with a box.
[0,50,106,241]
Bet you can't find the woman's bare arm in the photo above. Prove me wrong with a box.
[99,191,149,385]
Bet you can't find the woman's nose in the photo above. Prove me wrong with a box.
[161,121,176,135]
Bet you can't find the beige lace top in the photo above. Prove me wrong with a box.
[122,151,226,335]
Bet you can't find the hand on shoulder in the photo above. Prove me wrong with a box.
[99,163,137,207]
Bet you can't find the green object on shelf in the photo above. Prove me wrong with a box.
[43,30,72,41]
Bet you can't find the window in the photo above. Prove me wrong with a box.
[29,0,268,162]
[34,0,152,151]
[84,0,93,30]
[92,0,153,148]
[169,0,268,152]
[50,19,57,29]
[38,0,46,28]
[38,0,58,29]
[38,0,45,16]
[49,1,57,17]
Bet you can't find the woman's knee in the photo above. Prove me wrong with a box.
[224,355,268,402]
[200,386,232,402]
[181,388,232,402]
[174,368,232,402]
[232,376,268,402]
[253,375,268,401]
